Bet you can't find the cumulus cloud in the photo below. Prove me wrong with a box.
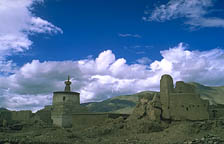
[143,0,224,28]
[1,44,224,111]
[150,43,224,85]
[0,0,62,111]
[0,0,62,59]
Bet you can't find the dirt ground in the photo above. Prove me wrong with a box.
[0,117,224,144]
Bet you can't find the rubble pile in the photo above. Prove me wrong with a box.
[184,135,224,144]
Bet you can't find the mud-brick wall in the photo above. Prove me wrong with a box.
[0,111,12,122]
[11,110,32,121]
[169,93,209,120]
[35,106,52,123]
[209,108,224,119]
[215,109,224,119]
[72,113,108,129]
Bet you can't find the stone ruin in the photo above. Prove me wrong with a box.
[132,74,210,121]
[160,74,209,120]
[1,74,223,130]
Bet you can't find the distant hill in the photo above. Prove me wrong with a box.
[82,91,157,114]
[83,83,224,114]
[0,108,9,112]
[188,82,224,105]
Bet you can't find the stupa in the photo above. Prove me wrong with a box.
[51,76,80,128]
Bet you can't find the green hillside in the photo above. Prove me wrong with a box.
[82,91,157,114]
[83,83,224,114]
[188,82,224,105]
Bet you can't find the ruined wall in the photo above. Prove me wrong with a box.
[209,109,224,119]
[209,104,224,119]
[174,81,195,93]
[131,93,162,121]
[11,110,32,121]
[35,106,52,123]
[169,93,209,120]
[0,110,11,124]
[160,74,209,121]
[0,110,33,125]
[160,74,174,119]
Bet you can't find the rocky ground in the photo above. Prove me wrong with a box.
[0,117,224,144]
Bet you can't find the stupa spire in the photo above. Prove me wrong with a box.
[64,75,72,92]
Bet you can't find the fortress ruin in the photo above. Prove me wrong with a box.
[159,74,209,120]
[1,74,223,129]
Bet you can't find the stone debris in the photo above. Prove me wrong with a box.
[183,135,224,144]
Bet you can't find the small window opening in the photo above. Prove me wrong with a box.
[186,107,189,111]
[212,110,217,118]
[63,96,66,102]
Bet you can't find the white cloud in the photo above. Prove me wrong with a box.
[0,0,62,111]
[118,33,141,38]
[1,45,224,111]
[0,34,32,56]
[29,17,63,34]
[0,0,62,65]
[136,57,151,65]
[0,60,17,75]
[186,17,224,28]
[144,0,224,28]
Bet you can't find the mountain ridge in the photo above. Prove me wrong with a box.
[83,82,224,114]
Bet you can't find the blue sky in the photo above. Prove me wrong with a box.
[12,0,224,65]
[1,0,224,111]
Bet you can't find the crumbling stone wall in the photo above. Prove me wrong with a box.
[169,93,209,120]
[160,74,209,121]
[0,109,33,127]
[209,105,224,119]
[160,74,174,119]
[0,109,11,125]
[131,93,161,121]
[11,110,32,121]
[174,81,195,93]
[35,105,52,124]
